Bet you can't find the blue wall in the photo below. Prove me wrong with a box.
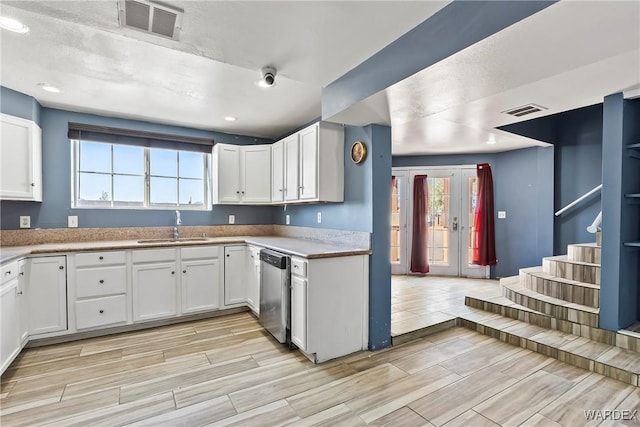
[500,104,603,254]
[0,87,42,125]
[1,90,276,230]
[393,147,555,278]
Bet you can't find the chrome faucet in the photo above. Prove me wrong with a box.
[173,210,182,240]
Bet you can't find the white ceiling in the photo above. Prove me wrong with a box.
[1,1,639,155]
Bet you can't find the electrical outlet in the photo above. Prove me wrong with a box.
[68,216,78,228]
[19,216,30,228]
[498,211,506,219]
[229,215,235,224]
[317,212,322,224]
[285,214,290,225]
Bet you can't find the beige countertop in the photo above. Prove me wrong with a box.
[0,235,371,264]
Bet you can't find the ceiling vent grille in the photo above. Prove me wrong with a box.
[118,0,183,41]
[502,103,548,117]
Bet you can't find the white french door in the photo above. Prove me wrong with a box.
[391,166,488,278]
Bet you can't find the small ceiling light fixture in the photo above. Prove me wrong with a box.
[257,66,277,88]
[0,16,30,34]
[37,83,61,93]
[224,116,237,122]
[486,135,497,145]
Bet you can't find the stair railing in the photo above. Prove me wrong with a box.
[554,184,602,217]
[586,211,602,233]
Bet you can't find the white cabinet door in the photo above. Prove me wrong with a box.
[0,114,42,201]
[290,275,307,351]
[17,261,28,344]
[132,262,178,321]
[181,259,220,314]
[1,279,19,373]
[213,144,241,203]
[224,246,246,305]
[245,246,261,313]
[271,140,285,203]
[284,134,300,201]
[28,256,67,335]
[241,145,271,203]
[298,124,318,200]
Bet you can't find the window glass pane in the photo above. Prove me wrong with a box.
[150,177,178,204]
[80,141,111,173]
[179,179,204,205]
[179,151,204,179]
[113,175,145,204]
[150,148,177,177]
[113,145,144,175]
[79,173,111,202]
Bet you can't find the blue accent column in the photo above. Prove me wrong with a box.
[600,93,640,330]
[368,124,392,350]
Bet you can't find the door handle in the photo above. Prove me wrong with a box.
[452,217,458,231]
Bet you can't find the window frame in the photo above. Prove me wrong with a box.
[71,139,212,210]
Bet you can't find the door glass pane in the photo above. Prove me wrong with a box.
[468,176,478,267]
[391,176,401,263]
[427,177,450,266]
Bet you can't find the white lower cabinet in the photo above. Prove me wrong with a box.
[181,246,221,314]
[224,246,246,305]
[28,256,67,336]
[245,246,261,314]
[290,275,307,350]
[1,277,19,373]
[75,295,127,330]
[132,261,178,322]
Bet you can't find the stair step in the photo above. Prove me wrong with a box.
[502,280,599,327]
[519,267,600,308]
[458,311,640,386]
[542,255,600,285]
[464,294,640,353]
[567,242,601,264]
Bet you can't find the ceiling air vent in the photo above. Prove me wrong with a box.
[118,0,183,41]
[502,103,548,117]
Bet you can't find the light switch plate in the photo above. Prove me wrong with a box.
[498,211,506,219]
[228,215,235,224]
[317,212,322,223]
[19,216,30,228]
[285,214,290,225]
[68,216,78,228]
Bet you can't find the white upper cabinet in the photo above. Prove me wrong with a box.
[283,134,300,202]
[273,121,344,204]
[271,140,285,203]
[213,143,271,204]
[0,114,42,201]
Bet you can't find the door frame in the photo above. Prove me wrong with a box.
[391,165,489,278]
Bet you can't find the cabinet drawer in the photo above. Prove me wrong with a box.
[291,258,307,278]
[76,251,126,267]
[1,261,19,284]
[76,266,127,298]
[75,295,126,330]
[132,248,176,264]
[181,246,219,260]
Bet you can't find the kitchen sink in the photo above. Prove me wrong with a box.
[137,237,209,244]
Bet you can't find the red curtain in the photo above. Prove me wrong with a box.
[410,175,430,273]
[473,163,497,266]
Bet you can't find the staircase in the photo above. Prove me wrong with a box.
[460,232,640,386]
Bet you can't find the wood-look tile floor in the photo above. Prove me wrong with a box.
[2,312,638,426]
[391,275,501,337]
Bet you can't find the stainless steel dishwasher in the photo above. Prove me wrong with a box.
[259,249,291,344]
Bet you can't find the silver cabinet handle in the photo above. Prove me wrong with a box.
[5,271,10,275]
[17,291,23,295]
[59,265,64,270]
[99,309,104,314]
[30,183,35,187]
[99,280,104,284]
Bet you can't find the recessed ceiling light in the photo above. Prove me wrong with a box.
[224,116,237,122]
[486,135,497,145]
[0,16,30,34]
[37,83,61,93]
[256,80,274,89]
